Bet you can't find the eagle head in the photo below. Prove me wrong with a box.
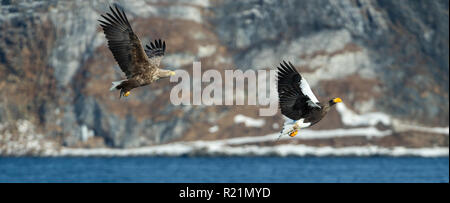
[329,97,342,105]
[158,69,176,78]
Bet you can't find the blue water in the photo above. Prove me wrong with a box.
[0,157,448,183]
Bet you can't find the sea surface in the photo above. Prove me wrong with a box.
[0,157,448,183]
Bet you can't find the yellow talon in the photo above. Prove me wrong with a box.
[124,91,130,97]
[289,130,298,137]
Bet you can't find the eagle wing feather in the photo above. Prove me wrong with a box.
[99,5,151,78]
[145,39,166,69]
[277,61,321,120]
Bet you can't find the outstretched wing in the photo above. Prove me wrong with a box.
[99,5,150,78]
[277,61,320,120]
[145,39,166,68]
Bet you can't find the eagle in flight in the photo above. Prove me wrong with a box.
[99,5,175,98]
[277,61,342,139]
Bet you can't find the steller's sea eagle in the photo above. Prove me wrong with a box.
[99,5,175,98]
[277,61,342,139]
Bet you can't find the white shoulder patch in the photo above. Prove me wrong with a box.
[300,77,319,103]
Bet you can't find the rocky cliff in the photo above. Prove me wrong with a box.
[0,0,448,156]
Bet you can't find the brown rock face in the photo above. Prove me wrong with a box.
[0,0,448,154]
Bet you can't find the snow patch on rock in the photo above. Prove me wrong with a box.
[234,114,265,128]
[336,102,391,127]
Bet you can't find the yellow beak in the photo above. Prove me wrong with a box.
[169,71,176,76]
[333,97,342,103]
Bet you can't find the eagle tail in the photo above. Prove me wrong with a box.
[278,119,297,139]
[110,79,127,91]
[280,123,295,136]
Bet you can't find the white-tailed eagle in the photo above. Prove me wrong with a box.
[99,5,175,98]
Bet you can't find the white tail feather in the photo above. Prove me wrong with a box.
[280,123,296,136]
[110,79,126,91]
[278,120,295,140]
[278,118,310,139]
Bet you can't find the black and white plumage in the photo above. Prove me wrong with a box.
[277,61,342,138]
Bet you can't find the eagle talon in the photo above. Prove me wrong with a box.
[288,123,299,137]
[124,91,130,97]
[289,129,298,137]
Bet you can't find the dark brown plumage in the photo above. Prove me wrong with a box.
[99,5,175,98]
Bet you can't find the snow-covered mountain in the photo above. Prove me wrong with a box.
[0,0,448,156]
